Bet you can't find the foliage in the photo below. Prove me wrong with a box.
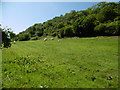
[105,21,120,36]
[18,33,30,41]
[94,21,120,36]
[15,2,119,40]
[96,5,117,23]
[2,31,11,48]
[94,23,107,36]
[1,26,10,48]
[0,24,16,48]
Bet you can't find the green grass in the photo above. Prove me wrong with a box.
[2,36,118,88]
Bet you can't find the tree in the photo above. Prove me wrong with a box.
[96,5,117,23]
[9,31,16,41]
[18,33,30,41]
[73,17,84,37]
[0,25,11,48]
[15,2,119,39]
[94,21,119,36]
[94,23,107,36]
[63,25,75,37]
[105,21,120,36]
[81,14,96,36]
[2,31,11,48]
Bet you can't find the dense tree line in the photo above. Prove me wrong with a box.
[16,2,120,41]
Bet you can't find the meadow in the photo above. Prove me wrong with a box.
[2,36,118,88]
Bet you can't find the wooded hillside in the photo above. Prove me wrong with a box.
[16,2,120,41]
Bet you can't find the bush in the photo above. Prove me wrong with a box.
[105,21,120,35]
[94,21,119,36]
[63,25,75,37]
[30,36,38,40]
[18,33,30,41]
[94,23,107,36]
[2,31,11,48]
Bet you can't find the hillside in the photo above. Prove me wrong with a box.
[2,37,118,88]
[15,2,120,41]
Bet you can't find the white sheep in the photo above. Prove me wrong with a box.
[50,38,54,40]
[13,41,16,44]
[44,38,47,41]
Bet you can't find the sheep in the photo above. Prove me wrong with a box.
[44,38,47,41]
[50,38,54,40]
[13,41,16,44]
[107,76,113,80]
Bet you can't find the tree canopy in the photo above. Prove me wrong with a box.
[1,25,16,48]
[15,2,120,41]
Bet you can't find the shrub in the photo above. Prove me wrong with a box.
[105,21,120,35]
[94,23,107,36]
[18,33,30,41]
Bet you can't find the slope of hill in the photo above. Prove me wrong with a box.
[2,37,118,88]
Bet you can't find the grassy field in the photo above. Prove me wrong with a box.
[2,36,118,88]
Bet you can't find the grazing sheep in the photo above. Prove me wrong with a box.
[50,38,54,40]
[13,41,16,44]
[107,76,113,80]
[44,38,47,41]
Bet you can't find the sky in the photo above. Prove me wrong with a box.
[1,0,120,2]
[1,0,119,34]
